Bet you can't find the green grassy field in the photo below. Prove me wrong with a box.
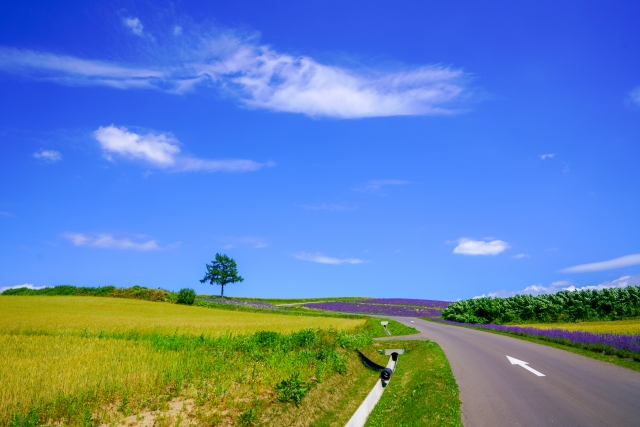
[0,296,461,427]
[523,318,640,335]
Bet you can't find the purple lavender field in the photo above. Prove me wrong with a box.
[307,298,451,317]
[432,318,640,357]
[200,298,278,310]
[356,298,451,309]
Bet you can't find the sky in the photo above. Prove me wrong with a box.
[1,0,639,300]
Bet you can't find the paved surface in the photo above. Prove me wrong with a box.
[376,317,640,427]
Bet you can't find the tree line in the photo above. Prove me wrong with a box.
[441,286,640,324]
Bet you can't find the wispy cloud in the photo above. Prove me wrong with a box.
[451,237,509,256]
[0,283,50,293]
[293,252,366,265]
[540,153,555,160]
[561,253,640,273]
[512,253,530,259]
[0,23,471,119]
[94,125,269,172]
[297,203,357,211]
[359,180,410,193]
[627,86,640,107]
[221,237,268,249]
[123,17,144,36]
[33,149,62,162]
[475,275,640,298]
[0,211,13,217]
[62,232,163,251]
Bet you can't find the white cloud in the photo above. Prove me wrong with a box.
[360,180,410,193]
[561,253,640,273]
[173,26,183,36]
[0,283,50,293]
[62,232,161,251]
[627,87,640,107]
[512,253,530,259]
[475,275,640,298]
[33,149,62,162]
[297,203,357,211]
[540,153,555,160]
[0,25,471,119]
[452,238,509,256]
[293,252,366,265]
[93,125,268,172]
[0,211,13,217]
[221,237,268,249]
[123,17,144,36]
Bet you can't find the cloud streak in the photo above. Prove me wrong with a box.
[297,203,357,211]
[0,24,471,118]
[94,125,268,172]
[123,17,144,36]
[360,180,410,193]
[221,237,268,249]
[62,232,162,251]
[540,153,555,160]
[293,252,366,265]
[561,253,640,273]
[452,237,509,256]
[33,149,62,162]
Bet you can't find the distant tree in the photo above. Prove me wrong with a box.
[200,253,244,298]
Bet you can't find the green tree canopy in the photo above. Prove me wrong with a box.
[199,253,244,298]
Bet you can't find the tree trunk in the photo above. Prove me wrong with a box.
[221,284,224,298]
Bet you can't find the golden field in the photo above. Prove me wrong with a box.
[525,318,640,335]
[0,296,365,336]
[0,296,372,427]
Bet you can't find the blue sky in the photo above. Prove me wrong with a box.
[1,1,639,300]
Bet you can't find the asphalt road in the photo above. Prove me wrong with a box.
[376,317,640,427]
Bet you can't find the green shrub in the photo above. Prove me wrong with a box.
[176,288,196,305]
[237,408,258,426]
[275,373,309,405]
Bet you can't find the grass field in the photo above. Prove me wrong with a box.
[0,296,365,336]
[523,318,640,335]
[365,340,462,427]
[0,296,458,427]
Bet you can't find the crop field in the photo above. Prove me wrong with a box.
[0,296,364,336]
[524,318,640,335]
[0,295,459,427]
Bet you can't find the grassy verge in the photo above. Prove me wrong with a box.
[425,319,640,373]
[364,340,462,427]
[381,320,419,337]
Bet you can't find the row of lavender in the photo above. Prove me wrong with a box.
[308,299,451,317]
[432,318,640,360]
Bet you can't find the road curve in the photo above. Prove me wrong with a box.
[376,317,640,427]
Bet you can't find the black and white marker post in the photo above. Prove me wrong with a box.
[344,350,402,427]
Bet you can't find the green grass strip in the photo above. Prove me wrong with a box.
[365,340,462,427]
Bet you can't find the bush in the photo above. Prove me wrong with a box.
[176,288,196,305]
[275,372,308,405]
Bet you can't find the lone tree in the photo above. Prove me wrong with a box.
[200,253,244,298]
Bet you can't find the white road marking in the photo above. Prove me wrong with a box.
[507,356,546,377]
